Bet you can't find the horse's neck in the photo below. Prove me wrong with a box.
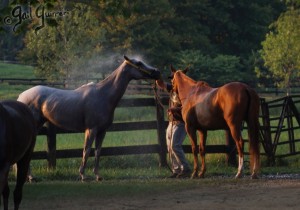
[96,65,131,104]
[177,75,214,102]
[195,82,213,93]
[177,76,197,103]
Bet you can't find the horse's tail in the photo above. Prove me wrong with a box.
[245,87,260,174]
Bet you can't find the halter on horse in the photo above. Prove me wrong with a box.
[17,55,161,181]
[0,100,36,210]
[170,66,260,179]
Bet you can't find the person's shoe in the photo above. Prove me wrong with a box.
[176,170,191,179]
[167,173,179,178]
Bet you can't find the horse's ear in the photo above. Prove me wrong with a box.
[170,64,177,73]
[124,55,130,61]
[183,67,189,74]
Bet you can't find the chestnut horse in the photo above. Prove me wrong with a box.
[17,56,161,181]
[0,101,36,210]
[170,67,260,179]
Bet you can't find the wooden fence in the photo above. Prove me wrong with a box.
[31,94,300,168]
[2,77,300,96]
[3,77,300,167]
[31,94,241,169]
[32,97,169,168]
[259,95,300,164]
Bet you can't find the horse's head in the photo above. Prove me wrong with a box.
[169,64,188,79]
[169,65,189,94]
[123,55,161,80]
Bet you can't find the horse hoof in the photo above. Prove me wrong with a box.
[79,174,89,182]
[191,171,198,179]
[251,174,259,179]
[198,173,205,179]
[27,176,38,183]
[96,176,103,182]
[235,173,242,179]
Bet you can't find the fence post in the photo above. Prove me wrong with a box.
[286,97,296,154]
[225,130,237,166]
[154,95,168,168]
[46,122,56,169]
[260,98,274,165]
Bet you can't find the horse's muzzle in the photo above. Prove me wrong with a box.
[150,69,161,80]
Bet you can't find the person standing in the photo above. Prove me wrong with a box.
[156,78,191,178]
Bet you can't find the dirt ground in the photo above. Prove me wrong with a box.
[95,179,300,210]
[20,176,300,210]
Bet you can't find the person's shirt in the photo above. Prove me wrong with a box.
[166,83,183,122]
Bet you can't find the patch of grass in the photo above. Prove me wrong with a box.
[0,63,35,78]
[0,62,35,99]
[0,83,32,100]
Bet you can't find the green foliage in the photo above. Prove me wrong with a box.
[175,50,245,86]
[98,0,177,66]
[1,1,285,86]
[260,6,300,94]
[19,3,105,81]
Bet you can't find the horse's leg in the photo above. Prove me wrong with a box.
[3,181,9,210]
[229,125,244,179]
[185,124,198,179]
[14,150,32,210]
[0,165,10,210]
[93,130,106,181]
[198,130,207,178]
[79,128,96,181]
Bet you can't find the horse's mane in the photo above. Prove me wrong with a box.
[95,63,124,87]
[196,81,210,87]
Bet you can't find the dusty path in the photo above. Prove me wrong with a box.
[101,179,300,210]
[19,176,300,210]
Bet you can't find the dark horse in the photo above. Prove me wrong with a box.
[170,67,260,179]
[0,101,36,210]
[17,56,161,181]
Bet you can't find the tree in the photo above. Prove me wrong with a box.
[168,0,284,85]
[19,3,105,82]
[8,0,284,86]
[175,50,245,86]
[260,5,300,94]
[98,0,177,67]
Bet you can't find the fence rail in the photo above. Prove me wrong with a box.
[3,78,300,166]
[259,95,300,163]
[2,77,300,96]
[33,95,240,169]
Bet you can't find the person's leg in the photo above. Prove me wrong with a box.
[171,122,191,176]
[166,122,181,176]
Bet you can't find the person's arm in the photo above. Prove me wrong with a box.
[156,79,172,93]
[156,78,166,90]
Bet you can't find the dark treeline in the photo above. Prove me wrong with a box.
[0,0,285,87]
